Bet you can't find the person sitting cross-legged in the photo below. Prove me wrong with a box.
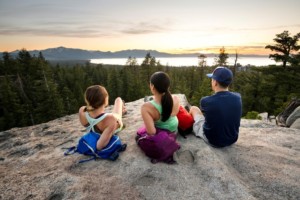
[190,66,242,147]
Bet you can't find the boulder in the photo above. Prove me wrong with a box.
[290,118,300,129]
[0,94,299,200]
[258,112,268,122]
[269,115,276,125]
[286,106,300,127]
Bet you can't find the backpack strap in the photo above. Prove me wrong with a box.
[63,146,77,155]
[149,100,162,114]
[78,156,96,163]
[85,112,124,134]
[64,140,100,163]
[85,112,108,132]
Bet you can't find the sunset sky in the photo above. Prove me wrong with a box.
[0,0,299,55]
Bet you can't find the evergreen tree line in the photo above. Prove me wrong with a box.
[1,50,300,131]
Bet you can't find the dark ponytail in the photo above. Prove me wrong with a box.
[161,90,173,121]
[150,71,173,122]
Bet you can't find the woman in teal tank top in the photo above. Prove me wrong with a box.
[149,100,178,132]
[141,71,180,134]
[137,71,180,164]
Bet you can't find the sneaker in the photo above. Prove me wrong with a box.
[184,104,191,112]
[117,144,127,152]
[109,151,119,161]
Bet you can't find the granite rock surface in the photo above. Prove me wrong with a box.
[0,95,299,200]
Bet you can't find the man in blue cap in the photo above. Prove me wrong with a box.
[189,66,242,147]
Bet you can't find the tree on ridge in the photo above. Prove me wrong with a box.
[214,47,229,66]
[265,30,300,68]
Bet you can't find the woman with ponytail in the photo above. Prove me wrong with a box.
[142,71,180,134]
[137,71,180,164]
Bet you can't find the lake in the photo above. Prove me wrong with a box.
[90,56,277,67]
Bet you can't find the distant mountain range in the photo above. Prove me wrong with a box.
[2,46,266,61]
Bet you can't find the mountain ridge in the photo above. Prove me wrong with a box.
[2,46,267,61]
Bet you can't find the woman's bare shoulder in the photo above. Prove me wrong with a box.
[98,113,116,129]
[79,106,86,114]
[102,113,115,121]
[141,102,158,119]
[141,102,153,111]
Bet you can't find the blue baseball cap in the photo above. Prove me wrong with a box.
[206,66,233,85]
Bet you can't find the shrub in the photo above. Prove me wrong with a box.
[244,111,262,120]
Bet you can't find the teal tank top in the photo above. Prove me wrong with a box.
[150,100,178,132]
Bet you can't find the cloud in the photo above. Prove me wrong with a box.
[184,45,268,54]
[121,21,170,35]
[0,19,172,38]
[0,17,121,38]
[212,24,300,32]
[0,25,111,38]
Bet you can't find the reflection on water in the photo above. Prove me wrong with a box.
[90,56,277,67]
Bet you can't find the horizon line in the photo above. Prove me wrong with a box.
[1,46,271,56]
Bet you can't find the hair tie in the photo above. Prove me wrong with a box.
[86,105,94,111]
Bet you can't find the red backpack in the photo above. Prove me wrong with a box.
[177,106,194,138]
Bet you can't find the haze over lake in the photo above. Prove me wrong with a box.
[91,56,277,67]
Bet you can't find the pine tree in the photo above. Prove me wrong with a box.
[107,68,121,104]
[32,53,65,122]
[0,76,26,130]
[265,31,300,68]
[214,47,229,66]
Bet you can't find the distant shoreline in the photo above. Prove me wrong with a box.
[90,56,276,67]
[2,46,275,67]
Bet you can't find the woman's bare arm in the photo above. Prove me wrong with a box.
[78,106,88,126]
[96,114,117,150]
[141,103,156,135]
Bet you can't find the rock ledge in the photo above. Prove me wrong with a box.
[0,95,299,200]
